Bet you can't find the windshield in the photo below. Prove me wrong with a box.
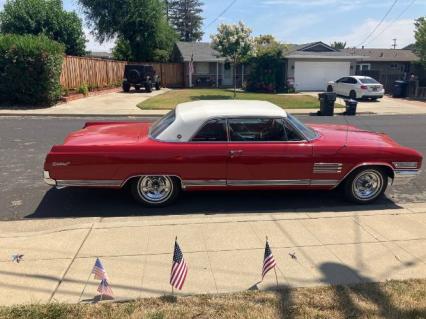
[150,110,176,139]
[287,114,318,140]
[359,77,379,84]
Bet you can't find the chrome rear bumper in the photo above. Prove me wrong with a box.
[392,169,421,186]
[43,171,56,186]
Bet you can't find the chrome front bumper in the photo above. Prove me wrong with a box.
[392,169,421,186]
[43,171,56,186]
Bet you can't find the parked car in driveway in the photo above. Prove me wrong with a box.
[327,76,385,100]
[122,64,161,93]
[43,100,422,207]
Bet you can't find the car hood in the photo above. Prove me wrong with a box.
[62,122,151,146]
[309,124,400,147]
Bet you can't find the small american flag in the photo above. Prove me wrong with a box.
[262,240,276,280]
[170,240,188,290]
[97,279,114,298]
[92,258,108,280]
[189,54,194,75]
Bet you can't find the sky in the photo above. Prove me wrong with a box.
[1,0,425,52]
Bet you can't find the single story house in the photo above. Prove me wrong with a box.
[172,41,249,88]
[283,42,361,91]
[342,48,420,90]
[173,41,420,91]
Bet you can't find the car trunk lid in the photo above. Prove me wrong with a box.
[62,122,151,146]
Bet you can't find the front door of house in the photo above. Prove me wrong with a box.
[223,63,233,86]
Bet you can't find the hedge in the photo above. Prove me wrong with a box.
[0,34,64,106]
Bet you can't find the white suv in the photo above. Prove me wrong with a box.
[327,76,385,100]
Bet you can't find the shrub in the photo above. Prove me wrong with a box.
[0,34,64,106]
[78,83,89,96]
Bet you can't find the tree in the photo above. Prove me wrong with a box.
[330,41,346,50]
[247,35,286,93]
[211,21,254,97]
[0,0,86,55]
[168,0,203,42]
[414,17,426,66]
[79,0,177,62]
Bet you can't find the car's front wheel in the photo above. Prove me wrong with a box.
[344,167,387,204]
[131,175,180,207]
[122,82,131,92]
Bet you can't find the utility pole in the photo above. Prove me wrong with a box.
[392,38,397,49]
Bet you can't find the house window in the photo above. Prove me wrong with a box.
[390,63,398,69]
[359,64,371,71]
[195,62,209,74]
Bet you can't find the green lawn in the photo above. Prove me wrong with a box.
[138,88,343,110]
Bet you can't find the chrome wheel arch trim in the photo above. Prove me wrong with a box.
[332,162,395,189]
[121,174,185,189]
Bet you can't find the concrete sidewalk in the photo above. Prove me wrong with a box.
[0,202,425,306]
[0,89,169,117]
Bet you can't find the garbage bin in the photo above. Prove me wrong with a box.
[318,92,336,116]
[344,99,357,115]
[392,80,408,98]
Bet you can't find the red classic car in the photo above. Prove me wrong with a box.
[43,100,422,206]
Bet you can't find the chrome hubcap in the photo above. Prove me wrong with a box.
[352,170,382,200]
[138,176,173,203]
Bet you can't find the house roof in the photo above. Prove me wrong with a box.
[284,41,359,60]
[175,42,226,62]
[342,48,419,62]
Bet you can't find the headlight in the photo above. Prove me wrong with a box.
[393,162,418,169]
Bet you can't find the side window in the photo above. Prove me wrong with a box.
[283,120,303,141]
[336,77,345,83]
[192,119,227,142]
[228,118,286,142]
[349,77,358,84]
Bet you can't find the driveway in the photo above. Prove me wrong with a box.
[304,92,426,115]
[0,89,169,116]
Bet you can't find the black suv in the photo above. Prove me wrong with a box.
[122,65,161,93]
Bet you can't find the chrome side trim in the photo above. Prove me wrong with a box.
[313,163,343,174]
[227,179,310,186]
[393,169,420,186]
[56,180,122,187]
[184,180,227,187]
[310,179,339,186]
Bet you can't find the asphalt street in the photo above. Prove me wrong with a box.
[0,114,425,220]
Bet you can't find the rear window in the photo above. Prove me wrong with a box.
[150,110,176,139]
[359,77,379,84]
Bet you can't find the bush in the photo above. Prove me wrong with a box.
[0,34,64,106]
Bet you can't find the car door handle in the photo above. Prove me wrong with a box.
[229,150,243,158]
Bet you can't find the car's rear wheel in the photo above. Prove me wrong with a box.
[122,82,131,92]
[131,175,180,207]
[327,85,333,92]
[344,167,387,204]
[349,90,357,99]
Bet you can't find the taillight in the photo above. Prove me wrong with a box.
[360,85,368,90]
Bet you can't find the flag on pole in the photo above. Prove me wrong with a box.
[262,240,276,280]
[97,279,114,298]
[189,53,194,75]
[92,258,108,280]
[170,240,188,290]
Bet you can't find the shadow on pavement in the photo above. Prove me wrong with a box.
[27,187,402,219]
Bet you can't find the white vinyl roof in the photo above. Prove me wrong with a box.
[155,100,287,142]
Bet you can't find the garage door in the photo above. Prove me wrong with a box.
[294,61,350,91]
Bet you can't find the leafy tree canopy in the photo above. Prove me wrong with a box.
[414,17,426,66]
[0,0,86,55]
[330,41,346,50]
[168,0,203,42]
[79,0,177,62]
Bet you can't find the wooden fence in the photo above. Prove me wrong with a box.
[60,56,184,90]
